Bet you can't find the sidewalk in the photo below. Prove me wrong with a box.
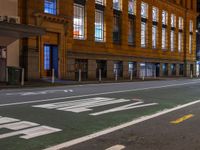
[0,77,194,90]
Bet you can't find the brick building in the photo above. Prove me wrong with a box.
[19,0,197,81]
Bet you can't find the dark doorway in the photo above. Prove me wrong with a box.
[0,47,6,82]
[75,59,88,81]
[43,44,59,78]
[96,60,107,79]
[155,63,160,77]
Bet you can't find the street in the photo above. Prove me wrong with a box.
[0,79,200,150]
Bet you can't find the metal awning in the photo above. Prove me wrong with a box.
[0,22,46,46]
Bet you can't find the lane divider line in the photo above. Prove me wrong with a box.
[170,114,194,124]
[43,99,200,150]
[105,145,125,150]
[1,80,200,107]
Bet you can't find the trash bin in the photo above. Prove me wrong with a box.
[7,66,22,85]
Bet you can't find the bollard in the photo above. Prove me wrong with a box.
[190,71,193,78]
[21,68,24,86]
[130,70,133,81]
[115,70,118,81]
[52,68,55,84]
[99,69,102,82]
[78,69,81,82]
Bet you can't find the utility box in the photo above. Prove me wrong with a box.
[7,66,22,85]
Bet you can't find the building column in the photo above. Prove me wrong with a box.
[136,62,141,78]
[176,64,179,76]
[123,61,129,79]
[159,63,163,77]
[168,63,171,76]
[88,59,96,80]
[66,58,75,80]
[107,60,114,79]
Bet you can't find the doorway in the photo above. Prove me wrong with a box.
[43,44,59,78]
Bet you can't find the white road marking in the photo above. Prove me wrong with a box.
[0,80,200,107]
[106,145,125,150]
[0,116,62,140]
[0,121,39,130]
[6,89,74,96]
[0,117,19,124]
[0,126,61,140]
[33,97,134,113]
[43,99,200,150]
[90,102,158,116]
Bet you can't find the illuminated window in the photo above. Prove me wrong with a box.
[95,10,104,42]
[44,45,50,70]
[162,10,168,25]
[44,0,57,15]
[96,0,104,5]
[152,7,158,22]
[170,30,175,51]
[73,4,85,39]
[152,25,157,48]
[178,32,183,52]
[128,0,136,15]
[171,14,176,28]
[141,22,146,47]
[162,28,167,49]
[189,20,193,32]
[113,0,121,10]
[141,2,148,18]
[179,17,184,30]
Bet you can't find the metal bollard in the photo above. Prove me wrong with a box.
[78,69,81,82]
[115,70,118,81]
[99,69,102,82]
[52,68,55,84]
[21,68,24,86]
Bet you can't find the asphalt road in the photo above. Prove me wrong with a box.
[0,78,200,150]
[66,99,200,150]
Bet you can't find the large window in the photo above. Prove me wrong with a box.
[73,4,85,39]
[162,10,168,25]
[128,19,134,44]
[171,14,176,28]
[128,0,136,15]
[162,28,167,49]
[113,0,121,10]
[152,7,158,22]
[189,20,193,54]
[44,0,57,15]
[152,25,157,48]
[95,10,104,42]
[178,32,183,52]
[141,2,148,18]
[141,22,146,47]
[170,30,175,51]
[96,0,104,5]
[179,17,184,30]
[113,14,121,42]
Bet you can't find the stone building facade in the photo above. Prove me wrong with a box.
[18,0,198,81]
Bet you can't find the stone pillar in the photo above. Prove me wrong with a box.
[136,62,141,78]
[159,63,163,77]
[107,60,114,79]
[88,59,96,80]
[168,63,171,76]
[176,64,179,76]
[66,58,75,80]
[123,61,129,79]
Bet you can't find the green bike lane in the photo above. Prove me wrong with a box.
[0,82,200,150]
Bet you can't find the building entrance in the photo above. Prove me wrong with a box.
[43,44,59,78]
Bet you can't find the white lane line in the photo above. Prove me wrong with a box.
[43,99,200,150]
[1,80,200,107]
[105,145,125,150]
[0,121,39,130]
[0,117,19,124]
